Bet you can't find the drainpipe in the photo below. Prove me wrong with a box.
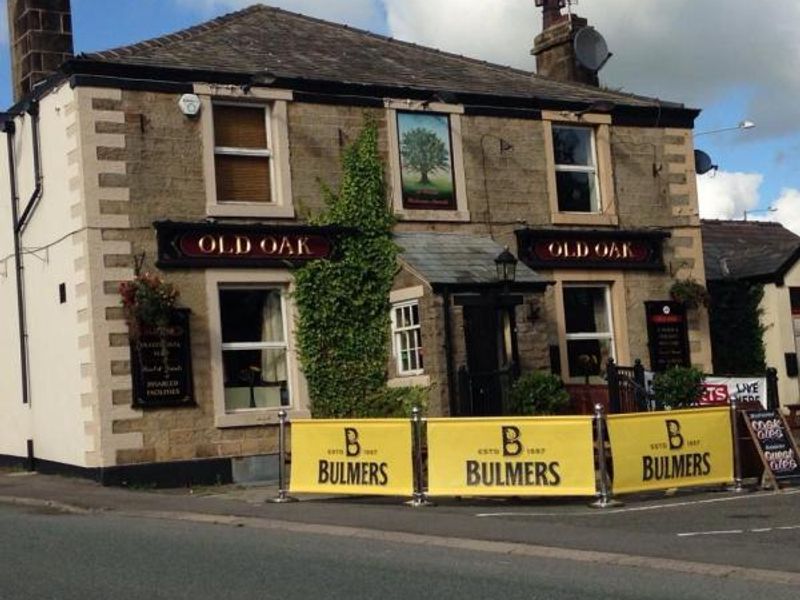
[17,100,43,233]
[2,113,30,405]
[442,287,456,415]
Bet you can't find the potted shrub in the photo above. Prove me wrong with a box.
[119,272,179,339]
[669,278,710,309]
[652,366,705,409]
[509,371,570,416]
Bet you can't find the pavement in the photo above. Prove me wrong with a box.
[2,468,800,586]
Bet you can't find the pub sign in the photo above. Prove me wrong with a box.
[645,301,691,372]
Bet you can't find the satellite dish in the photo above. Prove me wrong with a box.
[694,149,718,175]
[574,27,612,72]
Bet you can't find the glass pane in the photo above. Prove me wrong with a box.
[222,348,289,410]
[220,289,284,344]
[215,155,271,203]
[556,171,597,212]
[411,303,419,325]
[214,105,267,149]
[567,339,613,378]
[553,126,593,166]
[564,287,609,334]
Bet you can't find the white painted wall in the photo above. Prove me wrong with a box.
[0,83,90,466]
[760,260,800,407]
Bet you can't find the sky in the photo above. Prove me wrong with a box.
[2,0,799,232]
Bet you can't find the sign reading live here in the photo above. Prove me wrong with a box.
[607,408,733,494]
[426,417,596,497]
[699,377,767,408]
[289,420,413,496]
[155,221,344,268]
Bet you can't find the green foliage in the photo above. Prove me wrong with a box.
[294,117,401,418]
[401,127,449,184]
[509,371,570,416]
[361,386,429,418]
[708,281,766,375]
[669,278,710,308]
[118,272,179,338]
[653,366,705,409]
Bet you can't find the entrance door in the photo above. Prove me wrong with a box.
[462,305,517,416]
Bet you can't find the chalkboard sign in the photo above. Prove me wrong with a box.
[645,301,691,372]
[130,309,195,408]
[743,410,800,489]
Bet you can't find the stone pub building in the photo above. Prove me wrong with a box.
[0,1,711,484]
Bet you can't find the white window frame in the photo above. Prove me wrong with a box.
[391,300,424,376]
[385,99,470,223]
[206,269,308,428]
[552,124,601,213]
[562,283,616,378]
[198,85,295,219]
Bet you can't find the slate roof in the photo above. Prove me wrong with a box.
[77,4,683,111]
[395,232,547,287]
[701,220,800,282]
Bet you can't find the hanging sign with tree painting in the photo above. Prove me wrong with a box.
[397,111,456,210]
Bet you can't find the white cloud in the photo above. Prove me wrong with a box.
[771,188,800,235]
[697,171,762,220]
[177,0,381,29]
[383,1,800,139]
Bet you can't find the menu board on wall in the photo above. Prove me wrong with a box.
[645,301,690,372]
[743,410,800,488]
[130,309,195,408]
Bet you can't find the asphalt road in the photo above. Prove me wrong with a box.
[2,503,799,600]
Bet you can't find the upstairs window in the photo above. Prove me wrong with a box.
[552,125,600,213]
[213,104,272,204]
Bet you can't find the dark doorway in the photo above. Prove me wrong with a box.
[458,300,520,416]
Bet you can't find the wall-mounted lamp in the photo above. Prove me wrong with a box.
[695,120,755,137]
[495,246,518,283]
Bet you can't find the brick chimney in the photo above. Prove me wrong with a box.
[532,0,600,86]
[7,0,74,102]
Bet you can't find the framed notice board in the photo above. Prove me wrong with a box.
[645,301,690,372]
[742,410,800,489]
[130,309,195,408]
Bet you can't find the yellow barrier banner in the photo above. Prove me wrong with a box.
[289,419,413,496]
[427,417,596,497]
[607,407,733,494]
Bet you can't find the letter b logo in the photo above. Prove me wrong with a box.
[344,428,360,457]
[502,426,522,456]
[665,420,684,450]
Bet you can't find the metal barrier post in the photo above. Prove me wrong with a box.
[408,406,434,507]
[590,403,622,508]
[269,409,298,503]
[728,397,745,493]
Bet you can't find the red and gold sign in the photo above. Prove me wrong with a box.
[155,221,341,268]
[516,229,668,271]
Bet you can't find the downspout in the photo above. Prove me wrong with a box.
[3,115,30,405]
[17,100,43,233]
[442,287,456,415]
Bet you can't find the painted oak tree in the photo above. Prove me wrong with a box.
[401,127,449,184]
[294,118,426,417]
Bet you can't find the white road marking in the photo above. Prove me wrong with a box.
[677,524,800,537]
[474,488,800,518]
[677,529,744,537]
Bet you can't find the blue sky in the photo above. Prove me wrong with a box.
[2,0,798,230]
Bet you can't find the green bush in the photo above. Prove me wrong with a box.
[509,371,570,416]
[361,386,429,418]
[652,366,705,409]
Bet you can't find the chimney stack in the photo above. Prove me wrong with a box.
[7,0,74,102]
[532,0,600,86]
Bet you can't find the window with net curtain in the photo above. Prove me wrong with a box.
[391,301,423,375]
[563,285,615,379]
[213,104,273,203]
[552,125,600,213]
[219,288,289,410]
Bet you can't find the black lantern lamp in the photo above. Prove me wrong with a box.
[495,246,518,284]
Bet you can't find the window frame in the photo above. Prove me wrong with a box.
[206,269,308,428]
[542,110,618,226]
[198,85,295,219]
[386,100,470,223]
[391,300,424,376]
[552,124,601,213]
[562,283,616,380]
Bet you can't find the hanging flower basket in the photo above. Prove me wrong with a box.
[669,278,710,309]
[119,272,179,339]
